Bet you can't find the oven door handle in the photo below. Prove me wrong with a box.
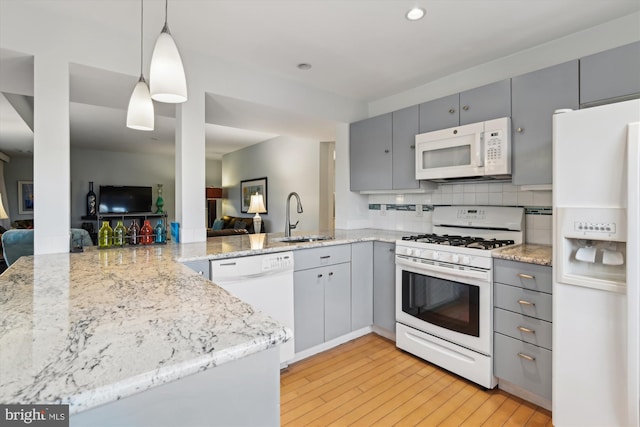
[396,256,489,282]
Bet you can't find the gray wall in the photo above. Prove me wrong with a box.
[222,136,320,234]
[4,155,34,222]
[2,150,223,228]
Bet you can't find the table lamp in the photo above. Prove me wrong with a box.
[0,195,8,220]
[247,192,266,234]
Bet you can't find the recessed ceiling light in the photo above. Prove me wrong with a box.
[297,63,312,71]
[406,7,425,21]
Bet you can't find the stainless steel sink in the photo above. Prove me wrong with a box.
[274,235,334,243]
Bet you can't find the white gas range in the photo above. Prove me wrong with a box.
[395,206,524,389]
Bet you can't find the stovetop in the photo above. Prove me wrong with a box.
[401,234,515,250]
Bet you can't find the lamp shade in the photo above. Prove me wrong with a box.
[126,75,155,131]
[247,193,266,214]
[0,195,8,220]
[206,187,223,199]
[150,27,188,103]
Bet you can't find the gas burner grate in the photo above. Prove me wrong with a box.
[401,234,515,250]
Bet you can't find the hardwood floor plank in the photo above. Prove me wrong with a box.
[280,333,552,427]
[415,383,481,426]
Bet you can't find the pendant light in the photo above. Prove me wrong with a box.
[150,0,187,103]
[126,0,154,131]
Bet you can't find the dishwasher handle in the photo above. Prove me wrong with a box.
[212,268,292,283]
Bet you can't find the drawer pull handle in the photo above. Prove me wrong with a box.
[220,262,237,266]
[517,273,535,280]
[517,326,535,334]
[320,255,331,259]
[317,274,323,278]
[518,353,536,362]
[517,300,535,306]
[329,272,334,276]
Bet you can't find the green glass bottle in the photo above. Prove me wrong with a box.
[113,220,126,246]
[98,221,113,248]
[155,184,164,213]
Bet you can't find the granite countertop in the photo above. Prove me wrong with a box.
[0,228,404,414]
[0,245,290,414]
[492,243,553,266]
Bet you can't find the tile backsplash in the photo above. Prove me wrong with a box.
[367,183,552,245]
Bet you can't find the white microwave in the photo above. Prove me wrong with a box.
[415,117,511,182]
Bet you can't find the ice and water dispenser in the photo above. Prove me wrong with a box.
[556,207,627,293]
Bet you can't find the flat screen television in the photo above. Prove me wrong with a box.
[98,186,153,214]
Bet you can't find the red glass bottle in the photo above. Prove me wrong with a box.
[140,220,153,245]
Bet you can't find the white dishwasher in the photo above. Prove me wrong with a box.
[210,252,295,366]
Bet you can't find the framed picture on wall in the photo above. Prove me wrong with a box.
[240,177,268,213]
[18,180,34,214]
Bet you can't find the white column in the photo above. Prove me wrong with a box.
[33,52,70,254]
[175,89,206,243]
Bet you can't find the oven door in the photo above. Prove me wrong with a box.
[395,256,492,355]
[415,121,485,180]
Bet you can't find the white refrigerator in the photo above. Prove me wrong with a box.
[553,99,640,427]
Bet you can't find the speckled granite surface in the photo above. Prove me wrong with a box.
[492,244,553,266]
[0,228,405,414]
[0,246,290,414]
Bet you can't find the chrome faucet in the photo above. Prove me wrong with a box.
[285,192,303,237]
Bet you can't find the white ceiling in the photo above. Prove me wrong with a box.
[1,0,639,159]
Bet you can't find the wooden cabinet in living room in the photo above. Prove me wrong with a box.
[511,60,579,186]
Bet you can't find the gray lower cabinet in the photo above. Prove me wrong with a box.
[511,60,579,186]
[293,245,352,353]
[580,41,640,107]
[351,242,373,331]
[493,259,552,401]
[373,241,396,333]
[181,259,211,279]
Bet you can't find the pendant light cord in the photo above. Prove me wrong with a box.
[139,0,144,75]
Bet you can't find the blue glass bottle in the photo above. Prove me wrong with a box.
[155,219,166,243]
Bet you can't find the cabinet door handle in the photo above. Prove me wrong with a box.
[517,300,535,306]
[516,127,524,133]
[410,145,415,149]
[320,255,331,259]
[448,108,456,114]
[517,326,535,334]
[317,273,323,278]
[384,149,390,153]
[389,248,395,252]
[329,272,334,276]
[517,273,535,280]
[518,353,536,362]
[462,105,469,111]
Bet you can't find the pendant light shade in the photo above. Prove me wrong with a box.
[150,1,187,103]
[127,75,155,131]
[126,0,155,131]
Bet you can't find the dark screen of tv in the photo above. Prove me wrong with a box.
[99,186,153,214]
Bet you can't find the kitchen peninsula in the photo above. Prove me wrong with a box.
[0,229,405,426]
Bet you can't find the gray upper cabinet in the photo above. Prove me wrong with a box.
[511,60,579,186]
[350,108,423,191]
[350,113,393,191]
[580,41,640,106]
[418,93,459,133]
[392,105,420,190]
[418,80,511,133]
[459,79,511,125]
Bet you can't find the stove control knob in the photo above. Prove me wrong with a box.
[405,248,414,256]
[451,254,460,263]
[462,256,471,265]
[432,252,440,260]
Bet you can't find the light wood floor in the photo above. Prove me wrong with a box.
[281,333,552,426]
